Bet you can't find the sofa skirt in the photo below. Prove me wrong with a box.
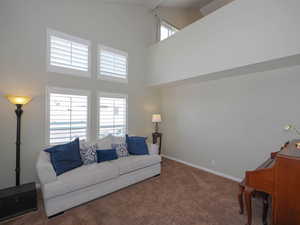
[43,163,161,217]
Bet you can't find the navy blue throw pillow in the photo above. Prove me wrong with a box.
[126,135,149,155]
[44,138,83,176]
[96,149,118,163]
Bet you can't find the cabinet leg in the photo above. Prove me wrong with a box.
[238,185,245,214]
[244,187,254,225]
[262,193,269,225]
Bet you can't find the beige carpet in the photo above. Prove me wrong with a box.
[1,158,269,225]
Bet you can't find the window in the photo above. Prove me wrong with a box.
[46,87,90,145]
[98,45,128,82]
[160,21,178,41]
[98,93,127,139]
[47,29,91,77]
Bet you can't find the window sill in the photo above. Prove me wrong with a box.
[47,65,91,78]
[97,75,128,84]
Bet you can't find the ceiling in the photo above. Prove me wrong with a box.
[101,0,214,9]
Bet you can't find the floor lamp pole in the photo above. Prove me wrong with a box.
[15,104,23,186]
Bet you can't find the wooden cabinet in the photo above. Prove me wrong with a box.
[0,183,37,222]
[273,153,300,225]
[240,140,300,225]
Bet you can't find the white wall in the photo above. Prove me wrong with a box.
[147,0,300,86]
[161,65,300,180]
[0,0,160,189]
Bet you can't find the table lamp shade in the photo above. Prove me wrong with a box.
[6,95,32,105]
[152,114,162,123]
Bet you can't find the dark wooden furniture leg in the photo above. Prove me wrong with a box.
[152,132,162,155]
[238,184,245,214]
[244,187,254,225]
[262,193,269,225]
[158,134,162,154]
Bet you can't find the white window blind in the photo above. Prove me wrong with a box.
[160,21,178,41]
[98,94,127,138]
[98,46,128,81]
[47,88,89,145]
[47,29,90,77]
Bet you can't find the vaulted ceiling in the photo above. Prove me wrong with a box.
[101,0,214,9]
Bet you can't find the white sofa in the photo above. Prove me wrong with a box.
[36,137,161,217]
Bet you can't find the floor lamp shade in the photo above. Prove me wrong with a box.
[5,95,32,186]
[6,95,32,105]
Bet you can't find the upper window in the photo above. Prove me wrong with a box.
[46,87,90,145]
[98,93,127,139]
[160,21,178,41]
[47,29,91,77]
[98,45,128,82]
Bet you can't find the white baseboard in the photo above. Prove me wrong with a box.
[161,154,242,183]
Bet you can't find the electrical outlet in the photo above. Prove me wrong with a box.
[211,160,216,166]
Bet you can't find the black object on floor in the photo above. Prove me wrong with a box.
[0,182,37,222]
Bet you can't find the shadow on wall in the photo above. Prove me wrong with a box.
[153,0,236,32]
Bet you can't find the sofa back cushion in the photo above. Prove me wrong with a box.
[96,135,113,149]
[44,138,83,176]
[148,143,159,155]
[96,149,118,163]
[126,135,149,155]
[112,136,125,145]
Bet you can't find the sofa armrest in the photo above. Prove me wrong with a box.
[36,151,57,185]
[147,143,159,155]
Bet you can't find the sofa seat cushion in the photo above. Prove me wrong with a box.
[43,162,119,199]
[110,155,161,175]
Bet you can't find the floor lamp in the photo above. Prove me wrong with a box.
[0,95,37,222]
[6,95,32,186]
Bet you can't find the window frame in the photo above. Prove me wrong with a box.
[47,29,92,78]
[97,45,128,83]
[45,86,91,145]
[159,20,178,41]
[97,92,128,139]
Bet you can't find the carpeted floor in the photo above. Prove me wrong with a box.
[1,158,269,225]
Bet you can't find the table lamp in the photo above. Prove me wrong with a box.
[152,114,162,133]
